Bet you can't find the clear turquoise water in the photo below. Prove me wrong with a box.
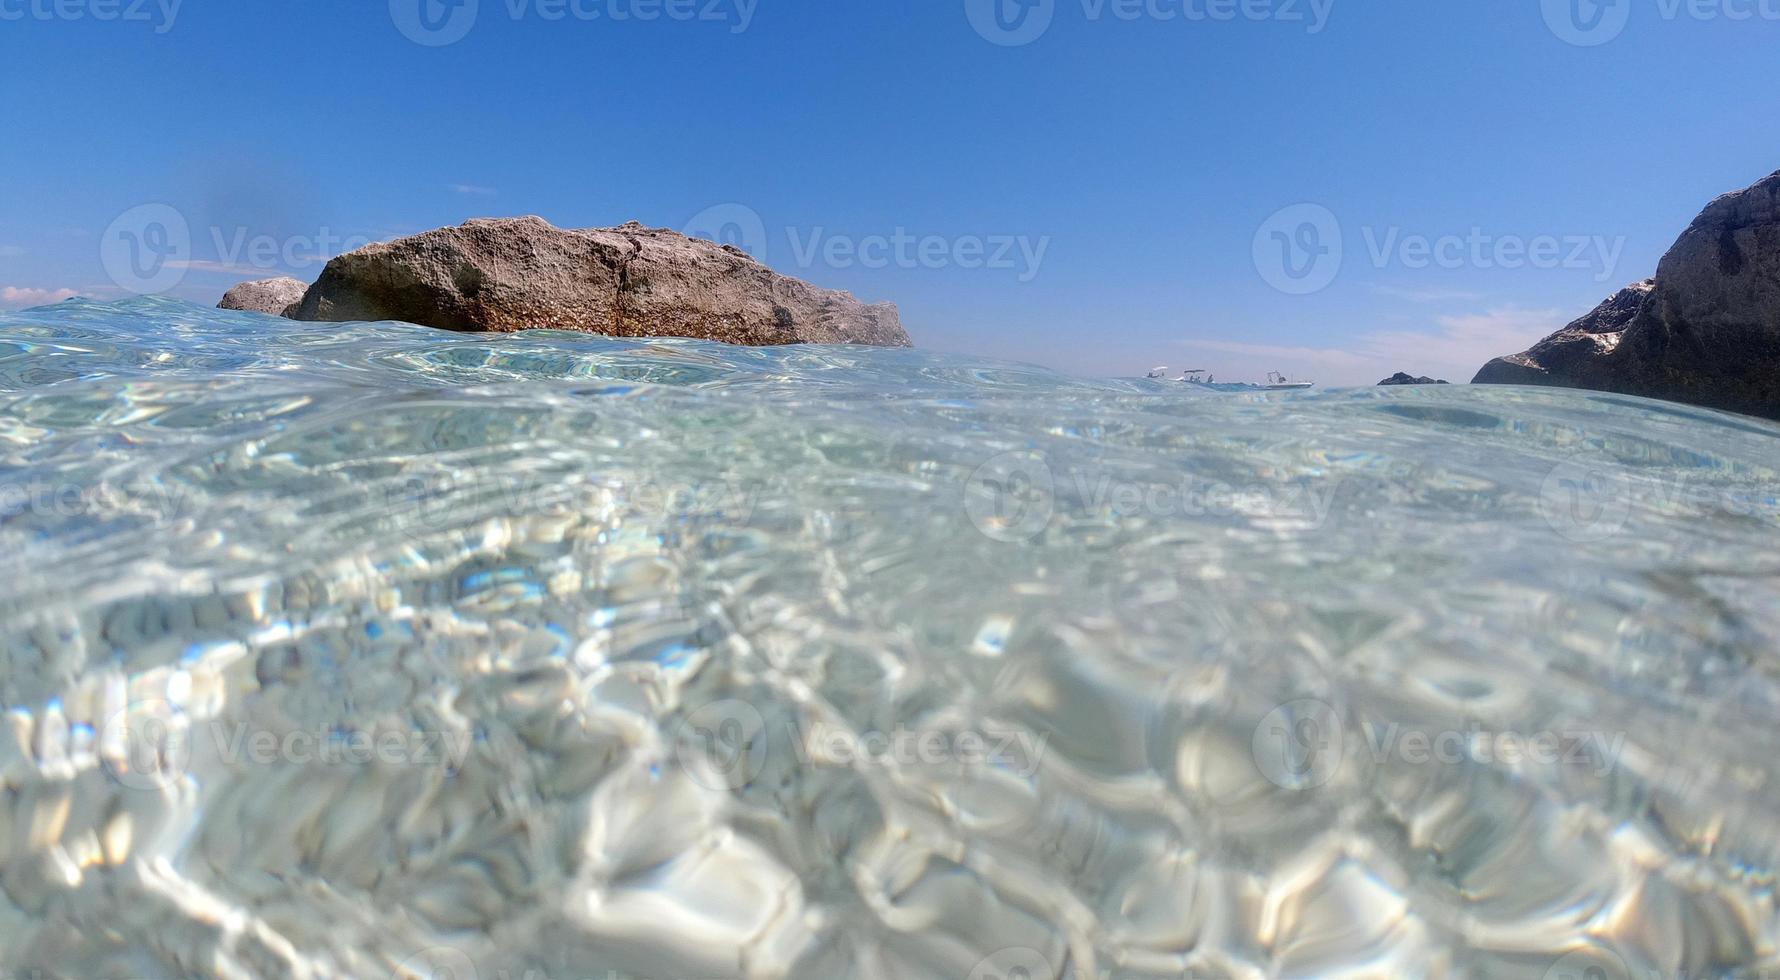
[2,298,1780,978]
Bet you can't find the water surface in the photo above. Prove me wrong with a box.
[2,298,1778,978]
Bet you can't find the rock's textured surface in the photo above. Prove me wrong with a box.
[1475,170,1780,418]
[289,217,911,347]
[217,277,308,317]
[1378,373,1450,386]
[1472,281,1655,387]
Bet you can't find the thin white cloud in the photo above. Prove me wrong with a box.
[1180,306,1567,387]
[1364,307,1567,382]
[1367,283,1484,304]
[1181,338,1377,373]
[0,286,79,308]
[449,184,498,196]
[0,245,24,259]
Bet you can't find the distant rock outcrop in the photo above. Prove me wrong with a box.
[1379,373,1450,386]
[1475,170,1780,419]
[282,217,910,347]
[217,277,308,317]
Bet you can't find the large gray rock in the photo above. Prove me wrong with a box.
[1475,170,1780,418]
[289,217,911,347]
[218,277,308,317]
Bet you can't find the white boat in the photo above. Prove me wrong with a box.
[1260,371,1315,391]
[1167,368,1315,392]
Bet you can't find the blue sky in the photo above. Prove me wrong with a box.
[0,0,1775,384]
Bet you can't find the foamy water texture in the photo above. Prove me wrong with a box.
[3,298,1780,979]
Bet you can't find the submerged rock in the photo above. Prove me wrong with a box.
[217,277,308,317]
[1475,170,1780,419]
[1379,373,1450,386]
[286,217,911,347]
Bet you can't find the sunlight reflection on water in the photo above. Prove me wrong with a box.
[0,298,1778,978]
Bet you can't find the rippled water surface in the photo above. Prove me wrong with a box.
[3,298,1780,979]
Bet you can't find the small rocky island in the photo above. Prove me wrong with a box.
[220,217,911,348]
[1475,169,1779,419]
[1379,373,1449,386]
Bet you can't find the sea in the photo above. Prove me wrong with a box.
[1,297,1778,979]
